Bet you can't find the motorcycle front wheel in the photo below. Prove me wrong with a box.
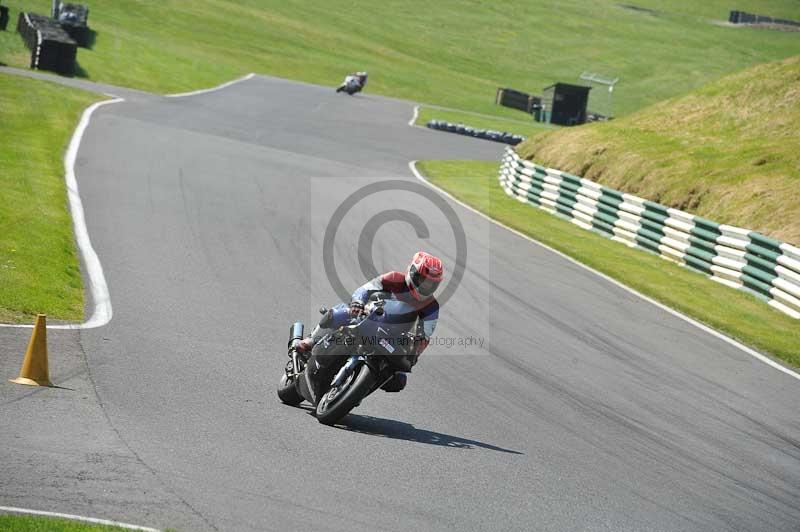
[315,363,377,425]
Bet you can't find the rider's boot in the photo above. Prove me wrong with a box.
[380,372,407,392]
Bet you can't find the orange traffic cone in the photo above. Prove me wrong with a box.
[10,314,53,387]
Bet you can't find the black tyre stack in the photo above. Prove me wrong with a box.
[0,5,10,32]
[16,13,41,67]
[17,12,78,75]
[426,120,526,146]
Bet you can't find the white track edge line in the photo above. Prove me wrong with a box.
[408,104,419,126]
[165,72,255,98]
[0,505,160,531]
[408,161,800,382]
[2,71,257,329]
[1,98,123,330]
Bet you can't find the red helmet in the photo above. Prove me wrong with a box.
[406,251,443,300]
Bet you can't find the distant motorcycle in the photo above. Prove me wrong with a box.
[335,71,368,95]
[277,295,419,425]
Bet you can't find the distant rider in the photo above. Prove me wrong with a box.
[297,251,442,395]
[337,71,368,93]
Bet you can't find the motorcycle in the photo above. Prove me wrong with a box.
[277,295,419,425]
[335,72,368,95]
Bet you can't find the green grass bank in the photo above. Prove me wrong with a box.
[0,74,96,323]
[516,55,800,243]
[2,0,800,118]
[0,514,156,531]
[417,160,800,369]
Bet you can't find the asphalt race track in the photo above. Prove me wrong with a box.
[2,74,799,531]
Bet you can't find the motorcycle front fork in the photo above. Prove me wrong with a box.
[330,355,365,388]
[286,350,307,379]
[329,355,394,392]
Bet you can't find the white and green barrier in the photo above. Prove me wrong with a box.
[498,147,800,319]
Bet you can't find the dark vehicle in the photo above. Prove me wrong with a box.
[277,295,418,425]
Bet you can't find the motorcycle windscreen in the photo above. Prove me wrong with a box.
[373,300,418,325]
[359,300,417,358]
[328,305,352,329]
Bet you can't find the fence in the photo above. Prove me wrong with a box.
[498,148,800,318]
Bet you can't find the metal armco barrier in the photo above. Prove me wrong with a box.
[499,148,800,318]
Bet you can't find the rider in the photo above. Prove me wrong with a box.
[298,251,442,397]
[339,71,368,92]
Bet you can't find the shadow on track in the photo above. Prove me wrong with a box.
[339,413,524,455]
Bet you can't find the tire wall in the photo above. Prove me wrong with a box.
[499,147,800,319]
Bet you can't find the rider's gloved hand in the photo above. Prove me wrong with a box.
[413,334,429,356]
[349,300,365,317]
[295,337,314,353]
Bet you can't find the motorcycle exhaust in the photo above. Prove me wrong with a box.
[288,322,304,350]
[288,322,304,378]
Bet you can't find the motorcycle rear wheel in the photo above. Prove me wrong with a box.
[277,373,304,406]
[315,363,377,425]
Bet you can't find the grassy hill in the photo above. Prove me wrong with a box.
[1,0,800,119]
[1,1,799,322]
[516,55,800,244]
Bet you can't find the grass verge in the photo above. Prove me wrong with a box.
[0,514,155,531]
[414,105,553,138]
[516,55,800,243]
[417,160,800,369]
[0,73,97,323]
[2,1,800,117]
